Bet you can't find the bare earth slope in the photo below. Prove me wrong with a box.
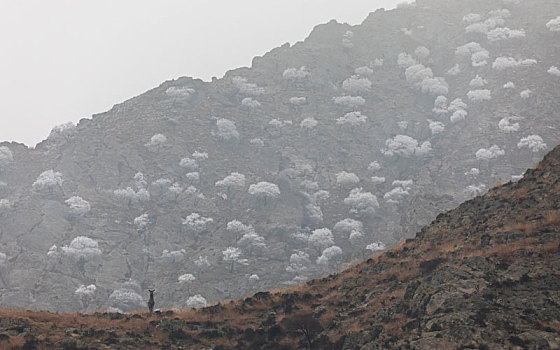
[0,143,559,349]
[0,0,559,312]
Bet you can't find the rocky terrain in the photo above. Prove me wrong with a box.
[0,138,559,349]
[0,0,560,311]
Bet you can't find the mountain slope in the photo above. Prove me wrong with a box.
[0,0,559,311]
[0,141,559,349]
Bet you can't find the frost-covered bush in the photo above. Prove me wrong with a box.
[344,188,379,216]
[433,96,448,114]
[185,172,200,184]
[450,109,468,124]
[75,284,96,299]
[150,177,172,194]
[269,119,292,128]
[289,97,306,106]
[342,30,354,48]
[286,250,310,275]
[455,42,489,67]
[48,122,76,141]
[546,16,560,32]
[397,52,417,68]
[238,231,267,255]
[465,168,480,177]
[249,138,264,146]
[317,246,343,268]
[108,281,145,312]
[333,218,363,235]
[367,161,380,172]
[300,117,318,129]
[463,13,482,24]
[61,236,102,260]
[548,66,560,77]
[0,146,13,167]
[179,157,198,170]
[487,27,525,42]
[469,75,488,88]
[186,295,207,309]
[32,170,63,192]
[414,46,430,60]
[517,135,547,152]
[222,247,248,272]
[475,145,505,160]
[342,76,372,93]
[226,220,253,241]
[65,196,91,215]
[384,180,413,204]
[520,89,532,99]
[241,97,261,108]
[492,57,537,70]
[309,228,335,251]
[113,187,150,206]
[283,66,310,80]
[336,172,360,186]
[465,184,487,197]
[371,176,386,184]
[182,213,213,236]
[178,273,195,283]
[373,58,384,66]
[467,89,492,102]
[404,64,448,96]
[248,181,280,200]
[215,118,239,141]
[134,213,150,230]
[366,242,387,252]
[428,119,445,135]
[333,95,365,109]
[0,198,10,210]
[145,134,167,148]
[215,172,245,191]
[381,135,431,157]
[165,86,194,98]
[336,112,367,126]
[232,76,265,96]
[503,81,515,89]
[354,66,373,76]
[498,117,520,133]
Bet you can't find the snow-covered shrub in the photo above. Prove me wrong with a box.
[344,188,379,216]
[517,135,547,152]
[342,76,372,93]
[65,196,91,215]
[371,176,386,184]
[300,117,318,129]
[309,228,335,251]
[165,86,194,98]
[289,97,307,106]
[61,236,102,260]
[366,242,387,252]
[215,172,245,191]
[381,135,431,157]
[520,89,532,99]
[354,66,373,76]
[414,46,430,60]
[108,282,145,313]
[222,247,248,272]
[192,151,208,161]
[336,112,367,126]
[475,145,505,160]
[487,27,525,42]
[336,172,359,186]
[455,42,489,67]
[469,75,488,88]
[503,81,515,89]
[232,76,265,96]
[548,66,560,77]
[186,295,207,309]
[498,117,520,133]
[342,30,354,48]
[397,52,417,68]
[215,118,239,141]
[333,95,365,109]
[465,184,487,197]
[316,246,343,268]
[463,13,482,24]
[286,250,311,275]
[467,89,492,102]
[283,67,310,80]
[182,213,213,236]
[433,96,448,114]
[178,274,195,283]
[333,218,363,235]
[546,16,560,32]
[428,119,445,135]
[249,138,264,146]
[248,182,280,200]
[32,170,63,192]
[492,57,537,71]
[134,213,150,230]
[145,134,167,147]
[242,97,261,108]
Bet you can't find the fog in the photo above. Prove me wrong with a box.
[0,0,402,146]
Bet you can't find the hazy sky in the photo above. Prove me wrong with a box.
[0,0,403,146]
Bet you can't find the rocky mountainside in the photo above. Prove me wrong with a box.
[0,0,559,311]
[1,137,559,349]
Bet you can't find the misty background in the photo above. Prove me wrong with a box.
[0,0,402,146]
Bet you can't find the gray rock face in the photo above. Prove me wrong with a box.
[0,0,559,311]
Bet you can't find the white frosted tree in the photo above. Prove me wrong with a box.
[366,242,387,253]
[354,66,373,76]
[432,96,448,115]
[215,172,246,194]
[289,97,306,106]
[503,82,515,89]
[283,67,310,80]
[75,284,96,310]
[475,145,505,161]
[336,112,367,126]
[186,295,207,309]
[248,181,280,203]
[333,218,363,236]
[465,184,487,197]
[165,86,194,98]
[242,97,261,108]
[226,220,253,243]
[428,120,445,135]
[316,246,343,269]
[178,273,196,293]
[336,172,360,187]
[285,250,311,275]
[134,213,150,231]
[548,66,560,77]
[381,135,431,157]
[0,146,14,168]
[344,188,379,217]
[520,89,532,99]
[182,213,213,240]
[469,75,488,88]
[65,196,91,216]
[333,95,365,109]
[342,76,371,93]
[238,231,267,256]
[232,76,265,96]
[185,172,200,184]
[179,157,198,171]
[222,247,248,273]
[498,117,520,133]
[32,170,63,193]
[467,89,492,102]
[308,228,334,253]
[145,133,167,148]
[517,135,547,153]
[107,281,145,313]
[215,118,239,141]
[61,236,102,276]
[300,117,318,129]
[194,255,211,276]
[546,16,560,32]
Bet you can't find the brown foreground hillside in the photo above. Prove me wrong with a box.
[1,144,560,349]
